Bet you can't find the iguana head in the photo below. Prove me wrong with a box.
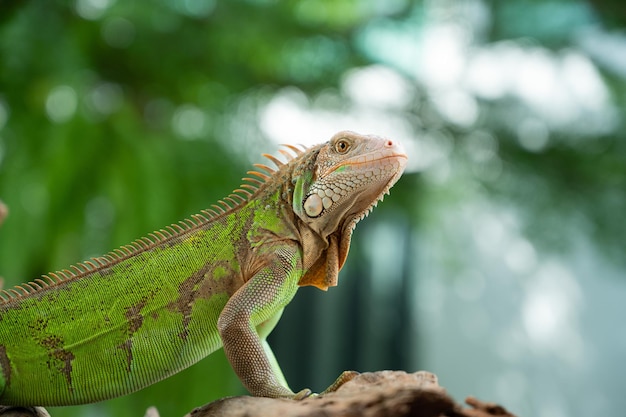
[291,131,408,290]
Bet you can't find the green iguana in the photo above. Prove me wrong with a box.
[0,131,407,408]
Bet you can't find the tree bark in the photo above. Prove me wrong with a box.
[186,371,517,417]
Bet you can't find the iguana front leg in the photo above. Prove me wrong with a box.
[217,244,310,399]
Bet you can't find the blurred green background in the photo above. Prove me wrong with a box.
[1,0,625,416]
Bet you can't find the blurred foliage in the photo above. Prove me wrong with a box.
[0,1,414,416]
[1,0,626,416]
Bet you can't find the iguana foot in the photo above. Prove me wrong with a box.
[292,388,313,400]
[320,370,360,395]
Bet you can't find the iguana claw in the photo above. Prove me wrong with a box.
[321,370,360,395]
[291,370,359,400]
[293,388,314,400]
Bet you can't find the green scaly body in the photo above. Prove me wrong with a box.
[0,131,407,407]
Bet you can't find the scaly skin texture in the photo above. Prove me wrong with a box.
[0,131,407,407]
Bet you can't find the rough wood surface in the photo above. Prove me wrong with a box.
[0,371,517,417]
[186,371,518,417]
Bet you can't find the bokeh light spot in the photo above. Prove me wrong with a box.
[342,65,413,109]
[102,17,135,48]
[172,104,207,140]
[87,82,124,117]
[517,117,549,152]
[167,0,216,18]
[75,0,115,20]
[46,86,78,124]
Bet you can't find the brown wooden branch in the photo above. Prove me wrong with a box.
[0,371,517,417]
[185,371,518,417]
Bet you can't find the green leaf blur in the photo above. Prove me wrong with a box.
[1,1,625,417]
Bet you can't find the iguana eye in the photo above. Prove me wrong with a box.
[335,139,350,154]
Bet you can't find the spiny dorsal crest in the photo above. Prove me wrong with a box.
[0,143,309,303]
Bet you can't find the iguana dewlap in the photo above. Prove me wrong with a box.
[0,131,407,406]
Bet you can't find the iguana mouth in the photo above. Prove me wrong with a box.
[342,160,407,234]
